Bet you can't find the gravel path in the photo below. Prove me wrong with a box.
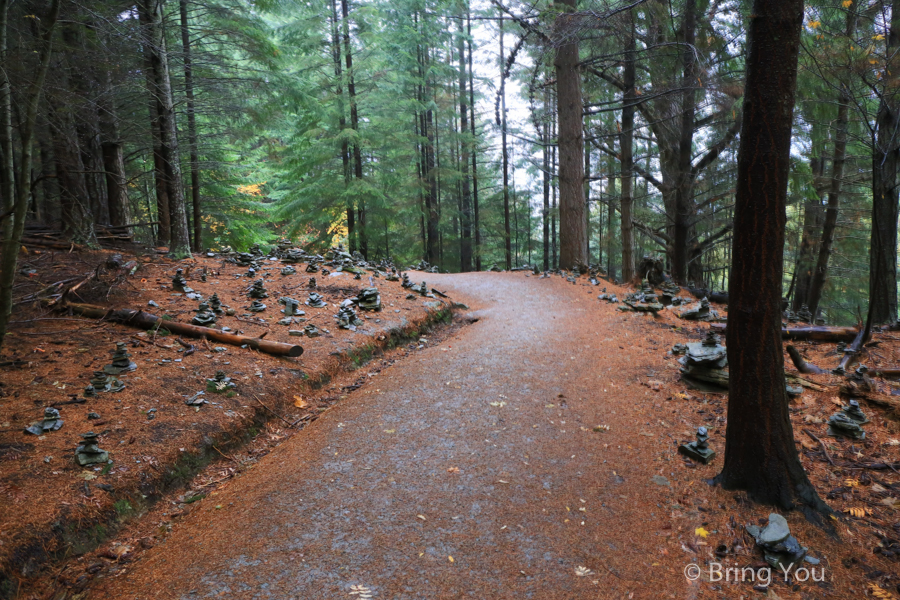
[90,272,692,600]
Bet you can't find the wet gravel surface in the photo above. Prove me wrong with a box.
[88,272,687,599]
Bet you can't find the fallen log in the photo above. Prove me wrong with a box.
[59,302,303,358]
[686,287,789,310]
[786,345,827,374]
[710,323,859,342]
[836,324,870,373]
[872,367,900,378]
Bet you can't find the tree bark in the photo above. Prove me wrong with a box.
[500,15,512,270]
[98,71,131,228]
[554,0,587,270]
[869,0,900,325]
[468,11,481,271]
[341,0,366,258]
[620,14,636,281]
[543,99,550,272]
[179,0,202,252]
[331,0,354,253]
[671,0,697,284]
[0,0,61,350]
[457,12,472,272]
[717,0,829,516]
[791,152,825,311]
[139,0,191,258]
[0,0,11,243]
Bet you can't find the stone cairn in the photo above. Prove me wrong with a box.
[797,304,813,324]
[104,342,136,375]
[246,267,257,278]
[745,514,811,571]
[172,268,191,293]
[678,297,718,322]
[24,407,64,435]
[248,279,268,299]
[336,303,364,330]
[75,432,109,466]
[305,262,319,273]
[281,266,297,276]
[308,277,318,289]
[354,272,362,280]
[321,268,331,276]
[306,292,327,308]
[827,399,869,440]
[206,371,237,393]
[621,278,664,313]
[281,249,305,264]
[209,293,224,314]
[678,427,716,464]
[249,300,266,312]
[660,282,683,306]
[192,301,217,326]
[401,273,413,288]
[411,281,429,296]
[597,289,619,303]
[303,324,322,338]
[280,297,302,317]
[385,269,400,282]
[678,331,728,391]
[357,287,382,311]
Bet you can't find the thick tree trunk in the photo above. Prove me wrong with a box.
[717,0,828,516]
[48,99,95,244]
[341,0,366,259]
[543,109,550,272]
[99,71,130,228]
[139,0,190,258]
[620,15,636,281]
[0,0,61,350]
[671,0,697,284]
[554,0,587,270]
[870,0,900,325]
[0,0,11,243]
[331,0,354,253]
[457,13,472,272]
[179,0,202,252]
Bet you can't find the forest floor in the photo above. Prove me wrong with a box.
[3,255,900,599]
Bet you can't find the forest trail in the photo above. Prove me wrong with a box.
[87,272,693,599]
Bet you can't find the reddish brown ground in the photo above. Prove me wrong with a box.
[4,264,900,599]
[0,249,450,595]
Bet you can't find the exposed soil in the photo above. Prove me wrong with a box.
[4,265,900,599]
[0,249,454,597]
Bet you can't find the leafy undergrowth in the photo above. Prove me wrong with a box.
[0,248,458,597]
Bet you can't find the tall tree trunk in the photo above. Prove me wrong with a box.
[869,0,900,325]
[620,14,636,281]
[551,112,558,269]
[99,71,130,228]
[179,0,202,251]
[554,0,587,270]
[792,150,825,311]
[341,0,366,258]
[139,0,190,258]
[468,10,481,271]
[0,0,11,243]
[584,133,591,263]
[0,0,61,350]
[500,15,512,270]
[543,107,550,271]
[718,0,828,515]
[48,97,95,243]
[457,12,472,272]
[331,0,353,253]
[671,0,697,284]
[606,154,617,281]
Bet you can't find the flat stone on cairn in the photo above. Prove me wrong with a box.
[678,331,728,391]
[172,268,192,293]
[357,287,382,311]
[336,304,363,330]
[841,399,869,424]
[281,266,296,276]
[191,301,217,326]
[280,297,302,317]
[678,297,717,321]
[827,412,866,440]
[401,273,412,288]
[678,427,716,464]
[24,407,64,435]
[209,293,224,314]
[104,342,136,375]
[248,279,268,299]
[305,262,319,273]
[249,300,266,312]
[306,292,326,308]
[84,371,111,396]
[304,324,322,338]
[75,432,109,466]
